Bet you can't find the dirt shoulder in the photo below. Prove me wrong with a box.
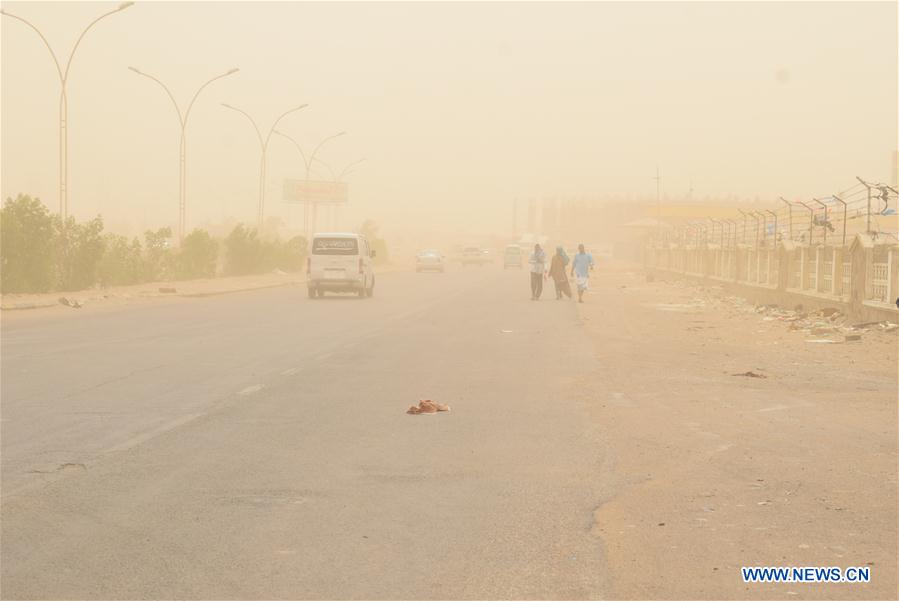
[576,265,897,599]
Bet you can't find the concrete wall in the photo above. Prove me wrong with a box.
[646,234,899,324]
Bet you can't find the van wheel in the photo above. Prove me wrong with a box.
[308,287,317,299]
[358,284,366,298]
[366,280,375,297]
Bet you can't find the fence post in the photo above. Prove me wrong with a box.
[888,248,894,305]
[816,246,823,293]
[800,246,806,289]
[848,234,869,319]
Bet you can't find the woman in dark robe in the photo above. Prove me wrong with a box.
[548,246,572,300]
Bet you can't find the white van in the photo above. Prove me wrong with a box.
[307,233,376,298]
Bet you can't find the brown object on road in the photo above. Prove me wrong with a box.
[731,370,767,378]
[406,399,451,414]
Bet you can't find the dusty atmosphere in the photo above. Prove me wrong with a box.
[1,1,897,600]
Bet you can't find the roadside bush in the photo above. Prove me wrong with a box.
[57,215,105,292]
[0,194,58,293]
[1,199,296,295]
[224,225,306,275]
[143,227,174,281]
[175,229,218,280]
[277,235,308,272]
[98,234,144,286]
[224,224,263,276]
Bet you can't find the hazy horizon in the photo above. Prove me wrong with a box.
[2,1,896,240]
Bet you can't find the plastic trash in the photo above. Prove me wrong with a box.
[406,399,451,415]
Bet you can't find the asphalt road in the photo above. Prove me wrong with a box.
[1,267,609,599]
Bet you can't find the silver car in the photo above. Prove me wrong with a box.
[415,250,445,272]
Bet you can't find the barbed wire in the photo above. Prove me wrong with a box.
[655,178,898,248]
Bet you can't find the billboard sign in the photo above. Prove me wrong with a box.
[283,179,348,204]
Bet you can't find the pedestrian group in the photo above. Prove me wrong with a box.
[529,243,594,302]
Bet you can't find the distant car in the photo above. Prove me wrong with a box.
[307,233,375,299]
[416,250,445,272]
[461,246,487,267]
[503,244,523,268]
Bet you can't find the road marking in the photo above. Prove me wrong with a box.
[281,367,299,376]
[238,384,264,395]
[105,413,204,453]
[758,404,791,412]
[315,352,333,361]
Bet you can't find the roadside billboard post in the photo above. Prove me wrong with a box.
[283,179,349,235]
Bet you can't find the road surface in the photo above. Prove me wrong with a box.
[2,267,610,599]
[4,265,896,600]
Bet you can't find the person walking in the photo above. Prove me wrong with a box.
[570,243,595,303]
[528,243,546,300]
[548,246,572,300]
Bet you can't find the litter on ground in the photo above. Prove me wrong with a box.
[732,371,767,379]
[406,399,451,415]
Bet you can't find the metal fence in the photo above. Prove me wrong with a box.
[647,178,899,311]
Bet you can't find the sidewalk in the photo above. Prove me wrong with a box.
[0,271,305,312]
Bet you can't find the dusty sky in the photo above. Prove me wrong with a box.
[2,1,896,239]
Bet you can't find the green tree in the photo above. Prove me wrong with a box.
[143,227,174,281]
[277,235,308,272]
[56,215,105,291]
[224,224,262,275]
[175,229,218,279]
[0,194,58,293]
[98,234,144,286]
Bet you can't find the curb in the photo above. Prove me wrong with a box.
[1,266,401,312]
[0,301,60,312]
[178,280,303,298]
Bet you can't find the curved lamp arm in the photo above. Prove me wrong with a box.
[263,104,308,149]
[183,68,239,126]
[338,158,366,181]
[63,2,134,82]
[129,66,183,125]
[1,8,65,82]
[221,102,264,150]
[273,130,311,172]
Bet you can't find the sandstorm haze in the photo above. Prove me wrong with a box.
[2,0,896,241]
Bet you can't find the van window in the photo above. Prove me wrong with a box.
[313,237,358,255]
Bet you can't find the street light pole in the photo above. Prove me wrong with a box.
[129,67,238,241]
[273,131,346,235]
[2,2,134,220]
[306,132,346,235]
[336,158,366,182]
[221,103,308,230]
[312,157,365,231]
